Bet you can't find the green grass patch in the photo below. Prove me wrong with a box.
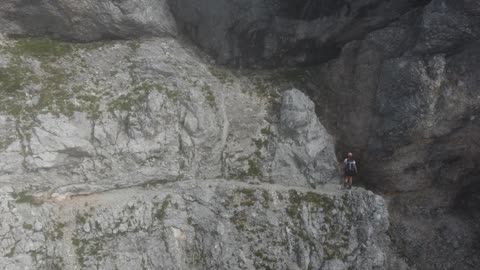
[201,84,216,110]
[5,38,73,60]
[22,223,33,230]
[11,191,43,206]
[236,188,257,207]
[72,237,104,268]
[154,195,172,222]
[261,191,271,209]
[208,66,233,84]
[230,210,247,231]
[247,159,262,178]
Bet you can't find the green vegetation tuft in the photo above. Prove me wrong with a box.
[247,159,262,178]
[230,210,247,231]
[11,191,43,206]
[23,223,33,230]
[54,223,65,240]
[287,191,335,219]
[0,38,79,118]
[0,63,35,116]
[5,38,73,59]
[260,127,272,136]
[253,138,268,150]
[236,188,257,207]
[0,64,32,95]
[76,91,102,120]
[127,40,141,51]
[75,212,92,225]
[261,191,271,209]
[253,249,278,270]
[0,37,180,124]
[72,237,104,268]
[208,66,233,84]
[154,195,172,222]
[201,84,216,110]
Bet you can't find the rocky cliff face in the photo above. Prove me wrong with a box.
[0,37,339,190]
[0,180,397,270]
[0,0,176,41]
[1,0,479,269]
[303,1,480,269]
[0,37,388,269]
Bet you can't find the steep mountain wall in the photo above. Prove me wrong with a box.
[0,38,338,190]
[0,37,387,269]
[0,0,176,40]
[1,0,479,269]
[167,0,480,268]
[0,180,398,270]
[167,0,431,66]
[303,1,480,268]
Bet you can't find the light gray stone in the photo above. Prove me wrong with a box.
[0,180,394,270]
[0,0,177,41]
[272,89,338,187]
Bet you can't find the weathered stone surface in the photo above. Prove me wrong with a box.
[0,35,408,269]
[0,0,177,41]
[272,89,338,187]
[0,37,343,191]
[168,0,431,66]
[1,0,479,269]
[0,180,396,270]
[0,0,433,66]
[0,37,254,189]
[302,1,480,268]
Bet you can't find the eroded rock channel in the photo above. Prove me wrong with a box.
[0,0,479,269]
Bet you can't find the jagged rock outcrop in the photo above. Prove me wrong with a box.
[272,89,337,187]
[0,180,398,270]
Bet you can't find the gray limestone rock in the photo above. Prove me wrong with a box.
[0,180,396,270]
[0,0,479,269]
[0,37,340,191]
[272,89,338,187]
[0,37,257,189]
[302,1,480,268]
[0,0,177,41]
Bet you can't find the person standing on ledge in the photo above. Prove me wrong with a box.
[344,152,357,189]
